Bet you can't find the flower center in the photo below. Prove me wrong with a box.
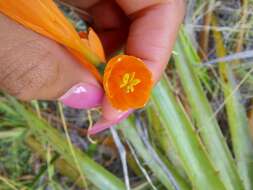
[120,72,141,93]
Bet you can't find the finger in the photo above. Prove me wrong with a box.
[123,0,185,82]
[89,0,185,134]
[87,0,129,55]
[0,13,103,109]
[98,29,128,55]
[62,0,129,55]
[60,0,100,10]
[88,97,132,135]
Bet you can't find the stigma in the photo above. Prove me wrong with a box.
[120,72,141,93]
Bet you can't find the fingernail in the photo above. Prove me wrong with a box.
[115,110,132,121]
[88,119,115,135]
[59,83,103,109]
[88,110,131,135]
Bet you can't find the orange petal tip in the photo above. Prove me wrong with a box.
[79,28,106,63]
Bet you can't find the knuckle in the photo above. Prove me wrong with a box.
[0,39,59,101]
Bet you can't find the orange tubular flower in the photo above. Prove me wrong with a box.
[0,0,103,82]
[104,55,153,110]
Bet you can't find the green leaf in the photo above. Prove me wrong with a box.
[119,117,191,190]
[7,96,126,190]
[173,28,244,190]
[213,20,253,190]
[151,75,226,190]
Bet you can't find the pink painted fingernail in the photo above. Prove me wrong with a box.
[59,83,103,109]
[88,110,132,135]
[88,119,115,135]
[115,110,132,121]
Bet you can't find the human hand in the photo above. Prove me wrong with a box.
[0,0,185,134]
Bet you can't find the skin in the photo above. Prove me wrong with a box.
[0,0,185,131]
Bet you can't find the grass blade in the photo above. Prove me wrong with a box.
[213,18,253,190]
[151,75,226,190]
[7,96,126,190]
[146,105,187,179]
[119,117,190,190]
[173,28,244,190]
[26,136,87,189]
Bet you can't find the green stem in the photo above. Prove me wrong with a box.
[174,27,244,190]
[151,75,226,190]
[119,117,191,190]
[212,17,253,190]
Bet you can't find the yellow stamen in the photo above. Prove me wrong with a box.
[120,72,141,93]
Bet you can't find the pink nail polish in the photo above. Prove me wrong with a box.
[59,83,103,109]
[88,119,114,135]
[115,110,132,121]
[88,110,132,135]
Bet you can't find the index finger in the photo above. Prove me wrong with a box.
[120,0,185,82]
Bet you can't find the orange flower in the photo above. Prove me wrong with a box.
[0,0,104,82]
[104,55,153,110]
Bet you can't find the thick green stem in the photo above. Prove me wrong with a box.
[174,28,244,190]
[150,75,226,190]
[212,17,253,190]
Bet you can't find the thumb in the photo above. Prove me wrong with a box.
[0,13,103,109]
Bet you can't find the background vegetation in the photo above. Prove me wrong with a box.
[1,0,253,189]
